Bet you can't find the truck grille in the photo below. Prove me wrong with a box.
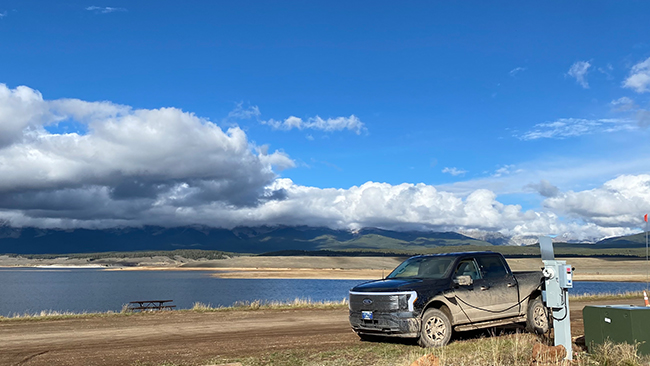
[350,293,401,312]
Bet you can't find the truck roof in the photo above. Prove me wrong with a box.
[408,251,499,259]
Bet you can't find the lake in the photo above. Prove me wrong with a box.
[0,267,648,316]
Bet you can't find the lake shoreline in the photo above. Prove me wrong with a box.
[2,264,650,282]
[2,255,650,281]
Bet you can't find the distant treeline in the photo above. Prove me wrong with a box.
[258,250,411,257]
[4,246,648,261]
[260,246,649,259]
[5,249,237,260]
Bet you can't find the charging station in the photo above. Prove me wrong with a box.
[539,236,573,361]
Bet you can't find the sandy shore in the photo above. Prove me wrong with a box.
[109,256,650,281]
[4,255,650,281]
[105,266,386,279]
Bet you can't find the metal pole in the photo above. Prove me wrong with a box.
[540,236,572,361]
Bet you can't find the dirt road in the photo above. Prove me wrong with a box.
[0,308,358,366]
[0,298,644,366]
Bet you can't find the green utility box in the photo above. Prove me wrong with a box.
[583,305,650,355]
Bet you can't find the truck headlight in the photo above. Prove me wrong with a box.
[400,291,418,311]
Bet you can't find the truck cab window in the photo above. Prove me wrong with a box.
[476,256,509,279]
[387,257,453,279]
[454,259,481,280]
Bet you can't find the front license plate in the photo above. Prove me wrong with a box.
[362,311,373,320]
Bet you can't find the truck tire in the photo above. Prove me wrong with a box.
[526,297,549,334]
[419,308,452,348]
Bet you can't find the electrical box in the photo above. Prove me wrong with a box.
[583,305,650,355]
[543,282,563,308]
[542,261,566,308]
[559,265,573,288]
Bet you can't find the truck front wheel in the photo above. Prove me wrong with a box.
[526,297,549,334]
[419,308,452,348]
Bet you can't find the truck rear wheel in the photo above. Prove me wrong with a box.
[526,297,549,334]
[419,308,452,348]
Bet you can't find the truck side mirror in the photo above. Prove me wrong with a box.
[454,275,473,286]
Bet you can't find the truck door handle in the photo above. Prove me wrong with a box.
[480,285,490,291]
[507,283,516,287]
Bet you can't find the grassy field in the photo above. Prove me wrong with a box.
[161,333,646,366]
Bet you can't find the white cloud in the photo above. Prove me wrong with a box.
[263,115,366,134]
[598,63,614,79]
[442,167,467,176]
[518,117,636,140]
[609,96,650,128]
[493,165,520,177]
[611,97,635,110]
[224,103,365,135]
[0,11,7,18]
[567,61,592,89]
[0,84,293,209]
[524,180,560,198]
[0,85,54,148]
[509,67,527,77]
[2,83,649,244]
[85,6,127,14]
[544,174,650,228]
[436,147,650,202]
[6,177,638,243]
[226,103,261,120]
[637,109,650,128]
[623,57,650,93]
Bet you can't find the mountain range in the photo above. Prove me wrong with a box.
[0,225,645,255]
[0,225,490,254]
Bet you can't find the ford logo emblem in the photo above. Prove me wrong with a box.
[363,298,373,305]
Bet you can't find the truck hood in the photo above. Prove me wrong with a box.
[350,278,448,292]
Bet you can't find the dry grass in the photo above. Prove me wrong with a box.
[0,298,349,322]
[427,332,534,366]
[0,309,126,322]
[421,334,646,366]
[199,332,649,366]
[585,340,644,366]
[570,291,646,301]
[191,298,349,312]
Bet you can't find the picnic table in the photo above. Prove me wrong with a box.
[126,300,176,312]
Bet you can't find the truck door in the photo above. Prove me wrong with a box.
[452,258,493,323]
[475,255,520,318]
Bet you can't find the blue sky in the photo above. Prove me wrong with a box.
[1,1,650,242]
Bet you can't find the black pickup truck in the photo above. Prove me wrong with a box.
[349,251,546,347]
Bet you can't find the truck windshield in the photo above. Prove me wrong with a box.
[386,257,454,279]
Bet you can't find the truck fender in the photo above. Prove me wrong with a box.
[524,289,543,315]
[422,297,456,325]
